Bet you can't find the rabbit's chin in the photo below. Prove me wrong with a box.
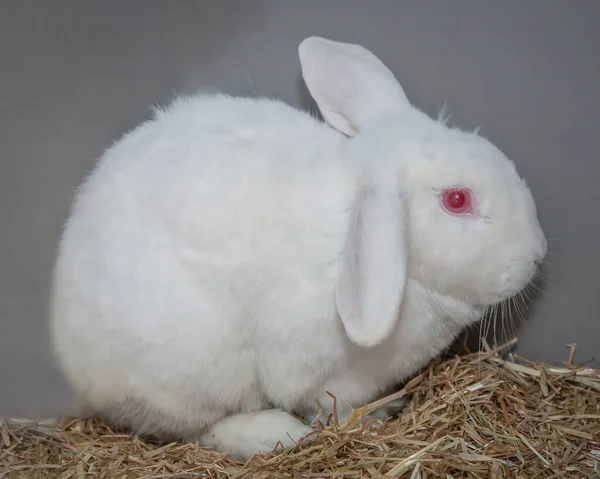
[475,283,534,312]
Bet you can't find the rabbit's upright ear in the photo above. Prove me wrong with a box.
[336,183,408,348]
[298,36,412,136]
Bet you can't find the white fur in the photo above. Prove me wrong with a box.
[49,37,547,460]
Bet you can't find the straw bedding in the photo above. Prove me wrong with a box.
[2,339,599,478]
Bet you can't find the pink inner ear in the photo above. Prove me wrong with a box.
[355,206,362,229]
[350,209,363,316]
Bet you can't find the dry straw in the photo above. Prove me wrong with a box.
[2,339,599,478]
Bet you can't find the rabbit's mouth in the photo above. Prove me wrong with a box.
[485,276,539,308]
[475,249,542,306]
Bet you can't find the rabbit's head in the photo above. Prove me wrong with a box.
[299,37,547,348]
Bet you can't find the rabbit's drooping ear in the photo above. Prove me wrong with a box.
[298,36,411,136]
[336,184,408,348]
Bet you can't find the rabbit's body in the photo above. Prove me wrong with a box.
[52,92,472,447]
[51,37,546,460]
[52,94,351,425]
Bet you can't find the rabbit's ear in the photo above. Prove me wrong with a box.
[336,184,408,348]
[298,36,411,136]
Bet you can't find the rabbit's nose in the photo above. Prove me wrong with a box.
[533,244,546,264]
[539,232,548,260]
[531,224,547,264]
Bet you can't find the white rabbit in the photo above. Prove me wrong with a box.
[49,36,547,460]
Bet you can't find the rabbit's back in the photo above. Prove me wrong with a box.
[50,93,354,429]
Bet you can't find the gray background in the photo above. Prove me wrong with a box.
[1,1,599,418]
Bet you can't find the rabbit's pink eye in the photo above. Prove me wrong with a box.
[442,188,472,214]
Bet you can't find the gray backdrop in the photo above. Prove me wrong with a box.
[1,1,599,418]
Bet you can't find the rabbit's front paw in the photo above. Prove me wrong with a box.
[199,409,314,460]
